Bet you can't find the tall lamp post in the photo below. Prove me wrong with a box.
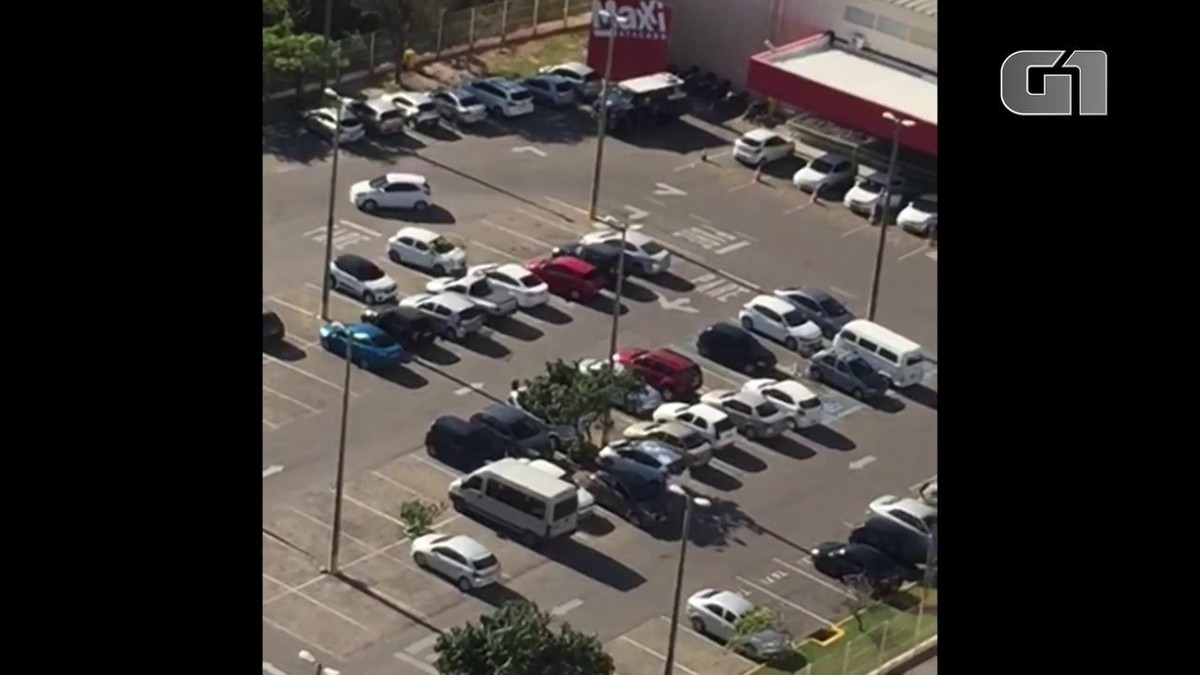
[600,215,629,445]
[587,10,632,220]
[663,484,712,675]
[323,322,355,574]
[318,0,335,92]
[865,110,915,321]
[318,88,345,321]
[299,649,341,675]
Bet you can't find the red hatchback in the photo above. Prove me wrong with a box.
[525,256,605,302]
[614,347,703,401]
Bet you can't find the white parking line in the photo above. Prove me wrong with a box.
[340,219,382,237]
[840,224,871,238]
[263,418,280,429]
[394,652,438,675]
[263,616,338,660]
[268,296,317,317]
[618,636,702,675]
[370,470,429,499]
[481,219,558,249]
[909,474,937,493]
[708,458,746,477]
[688,214,712,224]
[897,245,929,261]
[735,576,836,625]
[544,196,589,216]
[514,206,587,236]
[647,197,667,206]
[412,452,462,478]
[773,558,854,598]
[263,354,356,395]
[304,282,368,309]
[405,634,440,655]
[263,661,289,675]
[712,241,751,255]
[468,239,523,262]
[340,492,409,528]
[263,385,320,413]
[726,183,753,194]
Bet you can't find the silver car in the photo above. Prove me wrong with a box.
[425,273,518,318]
[686,588,792,660]
[621,421,713,467]
[522,74,577,107]
[399,292,487,340]
[698,390,790,440]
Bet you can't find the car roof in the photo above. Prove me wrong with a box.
[620,72,684,94]
[444,87,476,99]
[767,379,818,400]
[550,256,597,275]
[481,78,526,92]
[649,421,695,438]
[707,590,754,614]
[441,534,491,560]
[529,74,569,84]
[727,390,768,407]
[748,294,797,314]
[815,152,850,164]
[429,292,476,311]
[704,322,750,339]
[334,253,377,273]
[743,128,780,142]
[646,348,695,370]
[391,90,432,103]
[491,263,535,279]
[553,61,593,75]
[840,320,922,353]
[688,403,728,422]
[621,439,680,458]
[481,403,526,422]
[362,98,397,112]
[396,225,439,242]
[385,173,428,185]
[877,496,937,520]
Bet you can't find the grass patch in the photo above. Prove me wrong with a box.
[480,32,588,78]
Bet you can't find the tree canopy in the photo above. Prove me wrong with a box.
[515,359,643,447]
[434,601,615,675]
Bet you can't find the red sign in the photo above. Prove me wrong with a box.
[587,0,674,83]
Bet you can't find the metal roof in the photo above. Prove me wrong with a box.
[878,0,938,18]
[770,49,937,125]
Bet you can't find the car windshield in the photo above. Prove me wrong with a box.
[459,95,481,107]
[810,158,834,173]
[460,306,485,321]
[378,110,402,122]
[416,102,436,113]
[519,273,542,288]
[511,418,543,440]
[511,91,532,102]
[341,117,362,128]
[913,198,938,213]
[754,402,780,417]
[641,240,666,255]
[368,176,389,189]
[430,237,456,254]
[368,332,398,348]
[680,433,706,449]
[583,72,599,83]
[781,309,808,326]
[466,280,491,297]
[848,358,876,379]
[472,554,498,570]
[799,397,822,410]
[819,297,848,317]
[349,260,385,280]
[740,137,763,148]
[923,514,938,530]
[860,180,885,194]
[906,354,926,367]
[713,417,735,433]
[555,82,574,92]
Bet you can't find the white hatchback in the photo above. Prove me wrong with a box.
[733,128,793,166]
[897,195,938,235]
[579,230,672,276]
[792,153,856,193]
[652,403,737,448]
[389,91,442,127]
[350,173,432,213]
[468,263,550,309]
[742,378,823,429]
[387,226,466,276]
[738,294,823,354]
[844,175,907,217]
[411,533,500,591]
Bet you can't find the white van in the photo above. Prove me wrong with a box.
[448,458,579,545]
[833,319,926,388]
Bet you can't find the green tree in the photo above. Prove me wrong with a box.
[729,606,788,655]
[263,0,357,89]
[434,601,615,675]
[514,359,642,462]
[399,499,443,538]
[351,0,439,83]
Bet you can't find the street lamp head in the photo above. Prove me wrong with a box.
[324,669,341,675]
[693,496,712,508]
[298,650,316,664]
[322,87,339,99]
[881,110,897,122]
[668,483,686,497]
[900,119,916,128]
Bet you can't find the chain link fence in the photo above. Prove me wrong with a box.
[265,0,592,103]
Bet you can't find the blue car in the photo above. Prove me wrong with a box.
[319,322,406,370]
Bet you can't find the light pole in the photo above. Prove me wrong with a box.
[325,322,354,574]
[299,649,342,675]
[319,87,345,321]
[318,0,335,92]
[587,10,632,220]
[600,215,629,445]
[865,110,915,321]
[663,484,711,675]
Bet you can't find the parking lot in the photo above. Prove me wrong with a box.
[263,100,936,674]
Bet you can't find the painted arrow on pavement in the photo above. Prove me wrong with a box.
[511,146,547,157]
[263,465,284,478]
[653,182,687,196]
[657,296,699,313]
[848,455,877,470]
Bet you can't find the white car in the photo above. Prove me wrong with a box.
[579,230,672,276]
[328,253,398,305]
[350,173,433,213]
[399,292,488,340]
[868,495,937,540]
[733,128,793,166]
[538,61,602,99]
[468,263,549,309]
[685,589,792,659]
[345,98,406,135]
[622,421,713,465]
[466,78,535,118]
[518,458,596,518]
[302,107,365,144]
[431,88,488,125]
[387,226,465,276]
[843,175,908,217]
[652,403,737,448]
[897,194,938,235]
[918,480,937,507]
[792,152,856,193]
[410,533,500,591]
[742,379,823,430]
[699,389,790,440]
[738,294,823,354]
[426,273,519,317]
[578,358,663,417]
[388,91,441,127]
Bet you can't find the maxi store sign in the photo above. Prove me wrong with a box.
[587,0,674,82]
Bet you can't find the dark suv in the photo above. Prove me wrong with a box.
[576,469,675,529]
[424,416,513,470]
[696,323,777,376]
[615,347,703,401]
[263,307,285,347]
[361,306,436,349]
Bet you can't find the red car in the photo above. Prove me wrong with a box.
[525,256,605,302]
[614,347,703,401]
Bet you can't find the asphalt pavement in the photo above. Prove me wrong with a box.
[262,104,937,675]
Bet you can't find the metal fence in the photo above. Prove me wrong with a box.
[265,0,592,101]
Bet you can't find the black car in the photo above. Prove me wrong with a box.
[810,541,915,594]
[263,306,285,347]
[850,517,932,569]
[696,323,777,376]
[773,287,855,338]
[361,306,436,349]
[470,404,562,458]
[424,416,513,470]
[551,241,630,284]
[576,470,674,529]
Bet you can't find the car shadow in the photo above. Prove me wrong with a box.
[263,121,330,165]
[379,365,430,389]
[760,156,807,182]
[473,583,530,609]
[355,133,425,157]
[872,396,906,414]
[459,333,511,359]
[264,340,307,362]
[796,425,856,451]
[331,571,444,634]
[413,342,461,366]
[539,536,645,591]
[371,205,457,225]
[897,384,937,410]
[458,117,513,138]
[762,434,817,460]
[510,108,593,145]
[690,495,758,549]
[688,465,743,492]
[578,515,617,537]
[582,294,629,316]
[523,303,573,325]
[645,271,696,292]
[413,123,461,142]
[714,444,767,472]
[616,279,657,303]
[614,117,730,154]
[487,315,544,342]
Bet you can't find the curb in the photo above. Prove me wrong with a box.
[865,634,937,675]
